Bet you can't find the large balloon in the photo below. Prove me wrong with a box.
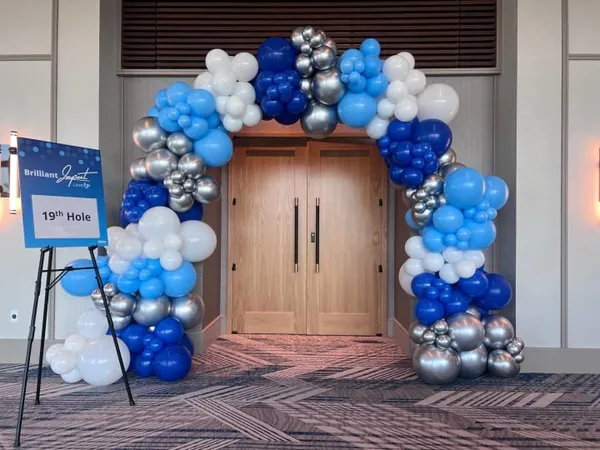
[132,116,167,153]
[475,273,512,310]
[170,293,205,329]
[153,344,192,382]
[61,259,110,297]
[133,295,171,326]
[311,68,345,105]
[193,129,233,168]
[257,37,296,71]
[160,261,197,297]
[417,83,460,124]
[77,336,130,386]
[77,309,108,340]
[443,168,486,209]
[179,221,217,262]
[138,206,181,241]
[412,344,460,385]
[337,92,377,128]
[413,119,452,156]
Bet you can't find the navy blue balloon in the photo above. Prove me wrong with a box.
[149,337,165,353]
[457,270,489,297]
[389,165,404,185]
[134,354,154,377]
[154,317,184,344]
[176,202,203,222]
[411,273,436,298]
[275,110,301,125]
[119,208,130,227]
[257,37,296,72]
[474,273,512,310]
[142,333,154,346]
[180,333,195,355]
[415,299,445,325]
[413,119,453,156]
[387,120,413,141]
[444,294,470,315]
[144,185,169,207]
[400,167,424,188]
[153,344,192,382]
[120,324,148,353]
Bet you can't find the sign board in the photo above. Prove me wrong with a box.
[17,138,108,248]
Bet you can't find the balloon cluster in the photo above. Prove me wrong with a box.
[119,179,168,225]
[91,283,135,330]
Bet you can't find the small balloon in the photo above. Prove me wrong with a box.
[487,349,520,378]
[193,176,221,204]
[145,148,179,181]
[178,153,207,180]
[166,132,193,156]
[169,193,195,212]
[482,315,515,349]
[311,46,336,70]
[300,100,338,139]
[408,321,428,344]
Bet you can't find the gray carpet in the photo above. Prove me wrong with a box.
[0,334,598,449]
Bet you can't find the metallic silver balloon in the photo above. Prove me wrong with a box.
[130,157,149,181]
[145,148,179,181]
[310,30,326,48]
[291,27,305,50]
[414,189,428,201]
[193,176,221,204]
[302,25,316,40]
[178,153,206,180]
[436,335,451,349]
[439,162,465,179]
[432,320,449,335]
[166,132,193,156]
[412,208,433,227]
[487,349,520,378]
[514,352,524,364]
[422,330,437,344]
[438,148,457,167]
[132,116,167,153]
[409,321,428,344]
[109,293,136,317]
[91,289,106,312]
[300,41,312,55]
[506,340,521,356]
[465,306,482,319]
[482,315,515,349]
[311,46,336,71]
[171,170,185,184]
[169,184,184,199]
[111,314,132,331]
[323,37,338,55]
[412,344,460,385]
[103,283,118,298]
[447,313,485,352]
[132,295,171,326]
[311,68,345,105]
[170,293,205,330]
[182,178,196,193]
[169,192,194,212]
[299,78,313,100]
[422,174,444,195]
[163,174,175,189]
[458,344,488,379]
[295,54,314,78]
[300,100,338,139]
[512,337,525,351]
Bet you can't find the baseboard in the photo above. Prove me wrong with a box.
[0,339,61,364]
[521,347,600,374]
[200,315,222,353]
[393,318,411,356]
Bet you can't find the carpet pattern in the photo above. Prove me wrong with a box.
[1,335,600,449]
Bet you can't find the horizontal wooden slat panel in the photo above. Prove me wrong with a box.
[121,0,497,70]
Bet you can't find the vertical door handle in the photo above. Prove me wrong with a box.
[294,197,299,273]
[315,197,320,273]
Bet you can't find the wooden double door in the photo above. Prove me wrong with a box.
[228,141,387,335]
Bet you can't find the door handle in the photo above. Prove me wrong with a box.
[315,197,320,273]
[294,197,299,273]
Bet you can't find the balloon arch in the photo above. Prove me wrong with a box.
[49,27,523,387]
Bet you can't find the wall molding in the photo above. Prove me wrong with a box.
[201,315,223,352]
[393,318,411,357]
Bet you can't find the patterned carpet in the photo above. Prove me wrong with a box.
[0,335,599,449]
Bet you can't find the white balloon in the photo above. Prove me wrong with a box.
[107,226,126,256]
[454,259,477,279]
[398,264,414,296]
[439,263,460,284]
[50,349,77,375]
[179,220,217,262]
[138,207,181,241]
[404,69,427,95]
[77,336,130,386]
[417,83,460,124]
[234,82,256,105]
[386,80,408,104]
[377,98,395,119]
[366,116,389,139]
[383,54,411,82]
[160,249,184,271]
[45,343,65,364]
[143,239,165,259]
[108,254,131,275]
[125,223,144,241]
[462,250,485,268]
[398,51,416,70]
[226,95,246,117]
[115,235,142,261]
[163,233,183,251]
[193,71,213,89]
[223,115,244,132]
[216,95,228,115]
[404,258,425,277]
[61,367,83,383]
[405,236,427,259]
[442,247,463,263]
[212,70,237,96]
[205,49,231,73]
[394,95,418,122]
[76,309,108,340]
[242,104,262,127]
[231,52,259,82]
[64,334,88,355]
[422,252,445,273]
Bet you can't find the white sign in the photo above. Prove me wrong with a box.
[31,195,100,240]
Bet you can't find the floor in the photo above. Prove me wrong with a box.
[0,335,599,449]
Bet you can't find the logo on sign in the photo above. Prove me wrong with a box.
[23,165,98,189]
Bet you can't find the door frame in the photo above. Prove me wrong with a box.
[225,140,389,336]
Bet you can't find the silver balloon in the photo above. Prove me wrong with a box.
[295,54,314,78]
[482,315,515,349]
[487,349,520,378]
[91,289,106,312]
[310,30,326,48]
[145,148,179,181]
[512,337,525,351]
[300,41,312,55]
[439,162,465,179]
[323,37,338,55]
[300,100,338,139]
[412,344,460,385]
[169,192,194,212]
[311,68,345,105]
[409,321,428,344]
[169,184,184,199]
[514,352,525,364]
[465,306,482,319]
[412,208,433,227]
[302,25,316,40]
[182,178,196,193]
[171,170,185,184]
[422,174,444,195]
[130,157,149,181]
[170,293,205,330]
[422,329,437,344]
[111,314,132,331]
[193,176,221,204]
[103,283,118,298]
[447,313,485,352]
[506,341,521,356]
[291,27,305,50]
[458,344,488,379]
[311,46,336,71]
[132,295,171,326]
[436,334,451,349]
[166,132,193,156]
[432,320,449,335]
[438,148,457,167]
[178,153,206,180]
[110,293,136,317]
[299,78,313,100]
[132,116,167,153]
[163,174,175,189]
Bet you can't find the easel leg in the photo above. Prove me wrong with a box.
[88,247,135,406]
[35,247,54,405]
[14,248,48,448]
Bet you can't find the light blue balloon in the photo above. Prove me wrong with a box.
[148,106,160,117]
[405,209,420,229]
[207,111,221,129]
[422,227,446,252]
[366,72,388,97]
[60,259,103,297]
[183,116,209,140]
[363,55,382,78]
[155,89,168,109]
[166,81,191,107]
[484,175,509,210]
[187,89,216,117]
[360,38,381,57]
[139,277,164,299]
[117,275,140,295]
[464,219,497,249]
[337,92,377,128]
[109,273,119,285]
[158,107,182,132]
[443,167,486,209]
[160,261,197,297]
[193,129,233,167]
[432,205,464,233]
[146,259,163,277]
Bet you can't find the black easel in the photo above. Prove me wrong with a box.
[14,246,135,448]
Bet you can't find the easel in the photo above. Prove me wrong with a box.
[14,246,135,447]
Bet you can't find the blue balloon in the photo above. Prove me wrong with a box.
[275,110,301,125]
[155,89,168,109]
[153,344,192,382]
[139,277,164,299]
[147,106,159,117]
[160,261,197,297]
[142,333,154,346]
[144,185,168,207]
[286,90,308,115]
[415,299,445,325]
[183,116,209,140]
[158,107,181,132]
[187,89,216,117]
[109,273,119,285]
[475,273,512,310]
[411,273,436,298]
[432,205,464,233]
[360,38,381,56]
[337,92,377,128]
[444,292,470,315]
[138,269,151,281]
[413,119,452,156]
[117,275,140,295]
[444,168,486,209]
[120,324,148,353]
[464,219,496,249]
[141,348,155,361]
[176,202,204,222]
[207,111,221,129]
[484,175,509,210]
[261,97,284,117]
[119,208,130,228]
[365,72,387,97]
[146,259,163,277]
[149,337,165,353]
[193,129,233,168]
[134,354,154,377]
[60,259,105,297]
[422,227,446,252]
[166,81,191,106]
[154,317,185,344]
[405,209,420,229]
[457,270,489,297]
[387,120,413,141]
[181,333,195,355]
[257,37,296,72]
